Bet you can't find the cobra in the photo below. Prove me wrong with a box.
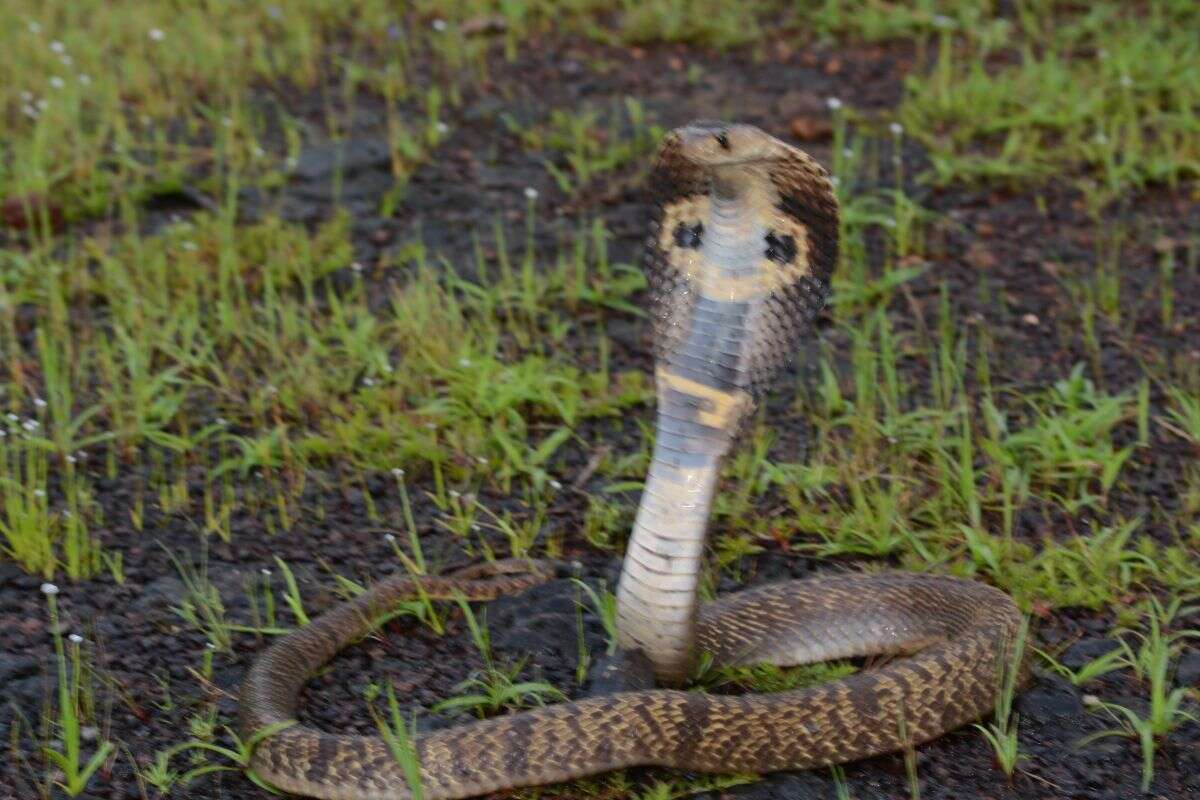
[238,121,1025,799]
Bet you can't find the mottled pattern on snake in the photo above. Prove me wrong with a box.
[239,121,1025,800]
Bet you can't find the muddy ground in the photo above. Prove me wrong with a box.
[2,32,1198,800]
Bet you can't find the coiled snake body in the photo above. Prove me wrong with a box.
[240,122,1024,799]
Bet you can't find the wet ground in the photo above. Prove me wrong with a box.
[2,32,1198,800]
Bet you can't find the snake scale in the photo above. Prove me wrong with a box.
[240,121,1025,799]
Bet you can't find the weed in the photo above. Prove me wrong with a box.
[166,545,232,652]
[1042,645,1126,688]
[982,364,1134,513]
[429,594,564,719]
[367,683,425,800]
[1162,386,1200,446]
[616,0,766,48]
[137,747,178,796]
[431,659,564,719]
[271,556,311,626]
[896,1,1200,194]
[831,764,852,799]
[40,583,114,797]
[431,596,564,718]
[1078,599,1199,792]
[506,98,662,193]
[572,578,620,654]
[581,495,631,551]
[167,720,295,791]
[0,441,105,580]
[973,616,1029,779]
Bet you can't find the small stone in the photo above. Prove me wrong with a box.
[788,116,833,142]
[1015,676,1085,719]
[585,651,655,696]
[291,139,390,182]
[1022,313,1040,326]
[0,654,38,683]
[775,89,823,121]
[1152,236,1176,253]
[1060,637,1121,670]
[965,242,997,269]
[1174,650,1200,688]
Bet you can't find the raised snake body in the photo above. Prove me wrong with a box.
[240,121,1024,799]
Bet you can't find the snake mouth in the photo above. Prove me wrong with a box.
[676,120,779,167]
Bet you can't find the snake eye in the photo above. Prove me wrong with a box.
[673,221,704,249]
[764,231,797,265]
[714,132,731,150]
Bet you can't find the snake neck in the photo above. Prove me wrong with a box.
[619,164,770,685]
[705,164,775,282]
[615,434,723,685]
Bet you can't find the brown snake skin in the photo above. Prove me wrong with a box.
[240,122,1025,799]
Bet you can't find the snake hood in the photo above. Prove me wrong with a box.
[617,122,840,683]
[643,120,839,426]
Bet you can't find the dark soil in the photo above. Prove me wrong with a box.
[2,31,1198,800]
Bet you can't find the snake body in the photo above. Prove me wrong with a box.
[240,121,1024,799]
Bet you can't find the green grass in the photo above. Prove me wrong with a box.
[504,97,663,194]
[368,683,426,800]
[1078,599,1200,792]
[4,1,1198,798]
[973,616,1029,779]
[431,597,565,718]
[845,1,1199,197]
[40,583,114,797]
[0,202,649,567]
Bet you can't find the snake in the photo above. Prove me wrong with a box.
[239,121,1025,799]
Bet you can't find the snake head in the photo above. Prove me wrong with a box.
[673,120,780,167]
